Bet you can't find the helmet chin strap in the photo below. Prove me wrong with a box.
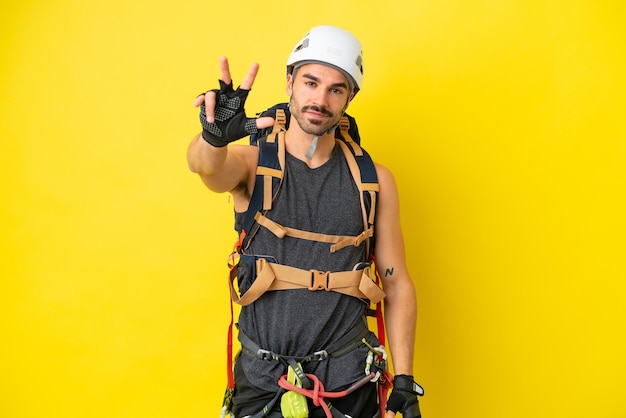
[304,111,347,160]
[303,115,341,160]
[305,135,319,159]
[304,119,340,160]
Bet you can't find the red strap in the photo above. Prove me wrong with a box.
[371,256,392,416]
[226,267,236,389]
[278,372,376,418]
[234,230,246,253]
[372,260,386,347]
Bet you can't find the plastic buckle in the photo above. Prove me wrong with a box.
[309,270,330,291]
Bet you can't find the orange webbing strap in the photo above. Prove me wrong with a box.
[339,116,363,156]
[256,130,286,212]
[254,212,373,253]
[228,258,386,306]
[257,166,282,211]
[274,108,287,131]
[367,189,377,225]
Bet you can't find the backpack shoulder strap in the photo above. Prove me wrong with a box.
[239,110,287,250]
[335,116,379,258]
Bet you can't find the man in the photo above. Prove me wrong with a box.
[188,26,423,418]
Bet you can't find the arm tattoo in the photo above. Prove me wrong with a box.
[385,267,395,277]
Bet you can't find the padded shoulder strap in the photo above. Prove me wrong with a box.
[338,116,378,186]
[240,111,287,250]
[336,135,379,258]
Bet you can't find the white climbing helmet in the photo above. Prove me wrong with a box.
[286,25,364,93]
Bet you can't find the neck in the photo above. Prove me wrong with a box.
[285,121,336,168]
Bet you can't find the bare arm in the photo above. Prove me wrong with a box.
[373,164,418,416]
[187,136,253,194]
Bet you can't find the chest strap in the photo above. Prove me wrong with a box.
[254,212,374,253]
[229,258,386,306]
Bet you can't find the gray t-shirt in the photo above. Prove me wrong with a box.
[235,144,380,392]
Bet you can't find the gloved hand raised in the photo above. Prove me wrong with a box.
[194,57,274,147]
[386,374,424,418]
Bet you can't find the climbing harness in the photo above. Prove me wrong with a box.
[237,318,390,418]
[220,105,393,418]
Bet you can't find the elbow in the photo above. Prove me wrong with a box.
[186,143,207,174]
[187,159,200,174]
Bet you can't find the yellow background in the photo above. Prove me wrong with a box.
[2,0,625,417]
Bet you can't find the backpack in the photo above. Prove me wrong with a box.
[221,104,392,418]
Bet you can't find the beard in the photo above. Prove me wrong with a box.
[289,96,344,136]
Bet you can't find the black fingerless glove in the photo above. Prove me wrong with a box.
[199,80,259,147]
[386,374,424,418]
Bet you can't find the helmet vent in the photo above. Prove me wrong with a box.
[356,55,363,74]
[294,38,309,52]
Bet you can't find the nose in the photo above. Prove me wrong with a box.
[310,89,330,108]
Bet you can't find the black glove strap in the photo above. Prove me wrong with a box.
[393,374,425,396]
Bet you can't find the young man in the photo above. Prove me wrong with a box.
[188,26,423,418]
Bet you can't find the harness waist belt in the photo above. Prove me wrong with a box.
[238,315,370,363]
[229,258,385,306]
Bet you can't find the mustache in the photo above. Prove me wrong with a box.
[301,105,333,117]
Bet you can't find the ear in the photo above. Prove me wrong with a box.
[343,93,355,112]
[286,74,294,96]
